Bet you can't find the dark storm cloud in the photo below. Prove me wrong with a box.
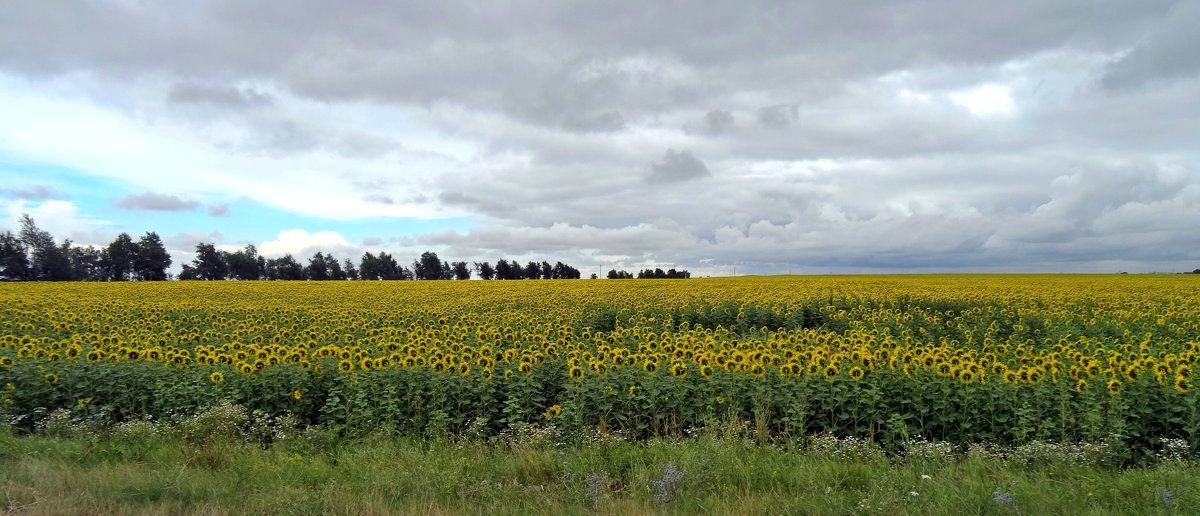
[115,193,200,212]
[2,0,1197,272]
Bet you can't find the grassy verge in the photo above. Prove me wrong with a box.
[1,428,1198,515]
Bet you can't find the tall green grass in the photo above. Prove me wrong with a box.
[2,425,1197,515]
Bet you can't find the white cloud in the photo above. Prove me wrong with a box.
[950,83,1015,116]
[0,198,113,246]
[258,229,358,259]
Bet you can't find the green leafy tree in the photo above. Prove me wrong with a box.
[19,214,71,280]
[523,261,541,279]
[178,264,200,280]
[103,233,137,281]
[474,261,495,280]
[133,232,172,281]
[191,242,228,280]
[68,245,104,281]
[0,231,29,280]
[451,261,471,280]
[328,255,347,280]
[414,251,444,280]
[305,252,331,280]
[225,244,264,280]
[265,255,304,280]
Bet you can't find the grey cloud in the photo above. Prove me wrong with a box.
[115,193,200,211]
[1101,2,1200,91]
[439,190,513,216]
[704,109,734,134]
[364,194,394,204]
[169,82,274,108]
[2,184,59,200]
[361,236,383,246]
[684,109,735,136]
[207,203,230,217]
[645,149,710,184]
[757,104,799,128]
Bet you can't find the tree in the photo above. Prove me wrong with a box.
[524,261,541,279]
[494,260,511,280]
[607,269,633,279]
[19,214,71,280]
[191,243,228,280]
[133,232,171,281]
[68,245,104,281]
[474,261,495,280]
[178,264,200,280]
[305,252,331,280]
[225,244,264,280]
[413,251,444,280]
[0,231,29,280]
[103,233,137,281]
[359,252,383,280]
[451,261,471,280]
[344,258,359,280]
[360,252,407,280]
[541,261,553,280]
[328,256,347,280]
[265,255,305,280]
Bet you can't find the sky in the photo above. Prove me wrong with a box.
[1,1,1198,275]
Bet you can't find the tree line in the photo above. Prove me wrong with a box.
[178,245,587,281]
[0,213,689,282]
[0,215,171,281]
[607,268,691,279]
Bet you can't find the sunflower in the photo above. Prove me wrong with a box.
[0,356,12,367]
[568,366,584,380]
[210,371,225,384]
[1174,375,1189,394]
[1107,379,1122,395]
[542,404,563,419]
[848,366,865,381]
[1076,379,1087,393]
[643,360,658,374]
[669,362,687,378]
[44,372,59,386]
[823,365,839,379]
[292,389,303,400]
[628,385,640,399]
[338,359,354,372]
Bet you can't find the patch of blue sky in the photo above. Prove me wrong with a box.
[0,158,472,244]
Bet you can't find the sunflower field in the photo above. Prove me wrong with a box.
[2,275,1199,462]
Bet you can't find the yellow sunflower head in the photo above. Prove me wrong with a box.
[848,367,865,381]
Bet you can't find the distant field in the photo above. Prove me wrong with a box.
[3,275,1200,464]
